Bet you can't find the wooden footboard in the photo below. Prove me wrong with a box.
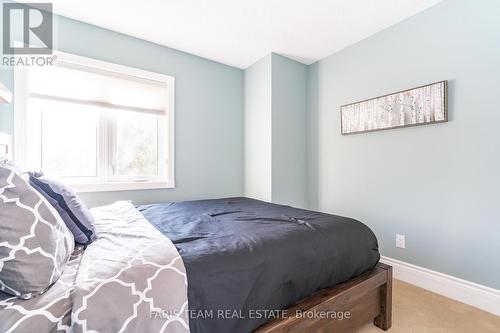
[254,263,392,333]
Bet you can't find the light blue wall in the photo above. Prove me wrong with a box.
[244,55,272,202]
[307,0,500,289]
[271,54,307,208]
[0,69,13,134]
[0,14,244,207]
[243,54,307,207]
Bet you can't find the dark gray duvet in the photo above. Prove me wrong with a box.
[138,197,379,333]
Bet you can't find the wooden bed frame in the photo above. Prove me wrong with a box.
[255,263,392,333]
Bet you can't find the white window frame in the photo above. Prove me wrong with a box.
[14,51,175,192]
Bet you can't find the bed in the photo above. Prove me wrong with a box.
[139,197,388,333]
[0,197,391,333]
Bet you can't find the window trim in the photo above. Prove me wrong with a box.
[14,51,175,192]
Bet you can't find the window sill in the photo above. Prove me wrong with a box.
[71,181,175,193]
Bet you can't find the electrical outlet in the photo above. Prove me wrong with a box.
[396,234,405,249]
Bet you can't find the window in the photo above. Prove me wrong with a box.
[15,52,175,192]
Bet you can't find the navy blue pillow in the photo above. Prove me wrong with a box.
[29,172,97,245]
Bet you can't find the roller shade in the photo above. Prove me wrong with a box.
[29,61,167,115]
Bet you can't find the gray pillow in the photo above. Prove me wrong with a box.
[29,172,97,245]
[0,166,74,299]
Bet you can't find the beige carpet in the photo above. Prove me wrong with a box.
[357,279,500,333]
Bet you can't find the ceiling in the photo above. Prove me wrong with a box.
[30,0,442,69]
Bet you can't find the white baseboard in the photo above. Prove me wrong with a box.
[380,256,500,317]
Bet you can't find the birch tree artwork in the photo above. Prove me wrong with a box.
[341,81,447,134]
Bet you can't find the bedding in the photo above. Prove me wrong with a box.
[139,197,380,333]
[0,196,379,333]
[0,201,189,333]
[29,171,97,245]
[0,166,74,299]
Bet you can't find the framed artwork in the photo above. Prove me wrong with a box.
[341,81,447,135]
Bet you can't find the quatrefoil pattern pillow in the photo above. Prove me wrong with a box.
[0,166,74,299]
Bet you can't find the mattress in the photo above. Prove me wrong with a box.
[139,197,380,333]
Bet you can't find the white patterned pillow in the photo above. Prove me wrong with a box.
[0,166,74,299]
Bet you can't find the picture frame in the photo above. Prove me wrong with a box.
[340,80,448,135]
